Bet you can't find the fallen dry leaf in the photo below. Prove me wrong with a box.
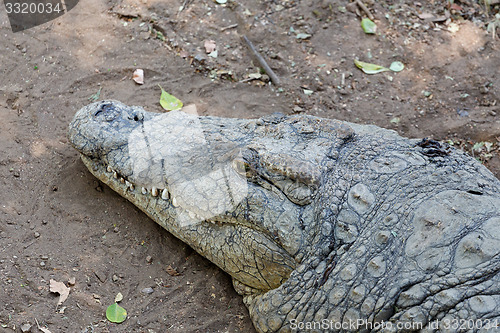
[133,69,144,85]
[49,279,70,305]
[204,40,216,53]
[35,318,52,333]
[181,104,198,115]
[115,292,123,303]
[166,265,180,276]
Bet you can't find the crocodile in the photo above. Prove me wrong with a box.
[69,100,500,333]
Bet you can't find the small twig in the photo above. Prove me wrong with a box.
[242,35,280,86]
[178,0,190,15]
[355,0,374,21]
[220,23,238,31]
[238,77,256,83]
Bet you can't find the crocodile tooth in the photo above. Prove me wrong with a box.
[152,187,158,197]
[113,171,118,179]
[141,187,147,195]
[172,197,179,207]
[161,189,169,200]
[106,165,113,173]
[120,177,125,184]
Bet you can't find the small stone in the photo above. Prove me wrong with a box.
[41,220,48,225]
[113,227,119,233]
[141,287,154,294]
[40,261,45,267]
[112,274,119,282]
[94,270,107,283]
[20,323,31,332]
[68,277,76,286]
[146,255,152,263]
[41,255,49,260]
[34,232,40,238]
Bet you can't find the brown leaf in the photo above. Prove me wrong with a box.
[181,104,198,115]
[204,40,216,53]
[166,265,180,276]
[35,318,52,333]
[133,69,144,85]
[49,279,70,305]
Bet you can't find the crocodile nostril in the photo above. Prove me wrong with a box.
[94,103,119,122]
[129,112,143,122]
[94,103,110,116]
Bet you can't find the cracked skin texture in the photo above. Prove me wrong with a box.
[68,100,500,333]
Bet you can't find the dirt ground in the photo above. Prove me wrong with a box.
[0,0,499,332]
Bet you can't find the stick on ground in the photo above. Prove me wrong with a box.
[355,0,374,21]
[242,35,280,86]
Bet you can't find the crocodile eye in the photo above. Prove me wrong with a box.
[232,159,249,176]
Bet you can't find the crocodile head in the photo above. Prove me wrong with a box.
[68,100,354,294]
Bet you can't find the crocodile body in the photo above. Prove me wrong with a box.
[69,100,500,333]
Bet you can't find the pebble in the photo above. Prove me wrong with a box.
[41,255,49,260]
[141,287,154,294]
[40,261,45,267]
[34,232,40,238]
[20,323,31,332]
[112,274,119,282]
[146,255,152,263]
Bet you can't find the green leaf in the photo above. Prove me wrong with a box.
[158,85,183,111]
[361,18,376,34]
[296,33,312,39]
[472,142,485,152]
[106,303,127,323]
[354,59,389,74]
[389,61,404,72]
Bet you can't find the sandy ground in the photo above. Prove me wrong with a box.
[0,0,499,332]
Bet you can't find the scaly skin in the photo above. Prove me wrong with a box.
[69,100,500,332]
